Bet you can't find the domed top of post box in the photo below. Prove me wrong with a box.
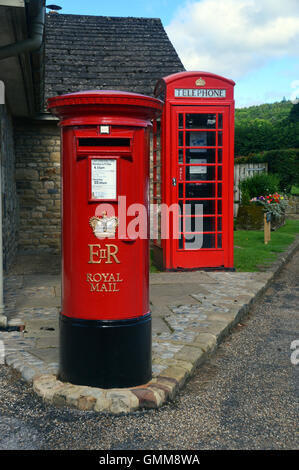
[47,90,163,127]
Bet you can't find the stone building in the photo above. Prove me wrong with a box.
[0,2,184,274]
[0,0,45,274]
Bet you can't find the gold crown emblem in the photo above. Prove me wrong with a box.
[195,77,206,87]
[89,211,118,239]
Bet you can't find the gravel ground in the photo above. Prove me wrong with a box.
[0,252,298,450]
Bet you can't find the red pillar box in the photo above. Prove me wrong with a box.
[47,91,162,388]
[152,72,235,270]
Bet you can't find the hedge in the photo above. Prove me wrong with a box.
[235,148,299,193]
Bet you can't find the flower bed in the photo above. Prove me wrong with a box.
[236,193,287,231]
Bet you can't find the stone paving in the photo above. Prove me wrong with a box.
[0,240,298,413]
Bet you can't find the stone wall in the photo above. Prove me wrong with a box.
[286,195,299,220]
[14,119,61,253]
[0,104,19,270]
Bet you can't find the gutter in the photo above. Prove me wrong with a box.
[0,4,45,60]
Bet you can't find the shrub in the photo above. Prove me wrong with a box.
[239,173,280,204]
[263,149,299,193]
[235,148,299,193]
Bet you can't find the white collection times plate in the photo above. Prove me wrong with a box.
[91,159,117,200]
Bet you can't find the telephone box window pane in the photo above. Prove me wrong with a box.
[184,216,206,233]
[179,216,183,233]
[218,114,223,129]
[186,148,216,163]
[185,199,215,215]
[178,149,183,163]
[179,234,184,249]
[179,131,184,147]
[218,216,222,231]
[184,216,216,233]
[186,114,216,129]
[218,199,222,214]
[185,233,204,250]
[218,183,222,197]
[218,165,223,180]
[202,234,215,248]
[218,148,223,163]
[218,131,223,146]
[185,182,216,198]
[217,234,222,248]
[179,183,184,198]
[186,164,215,181]
[179,114,183,129]
[200,216,216,232]
[186,131,216,147]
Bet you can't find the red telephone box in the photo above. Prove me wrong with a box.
[152,72,235,270]
[47,91,162,388]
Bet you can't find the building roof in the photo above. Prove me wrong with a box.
[44,13,185,103]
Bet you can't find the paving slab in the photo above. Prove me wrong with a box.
[1,235,299,414]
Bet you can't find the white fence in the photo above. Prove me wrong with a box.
[234,162,268,217]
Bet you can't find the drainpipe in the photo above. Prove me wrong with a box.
[0,5,45,60]
[0,155,4,322]
[0,78,4,321]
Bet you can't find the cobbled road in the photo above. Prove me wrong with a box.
[0,252,298,450]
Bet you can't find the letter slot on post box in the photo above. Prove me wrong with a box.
[47,91,162,388]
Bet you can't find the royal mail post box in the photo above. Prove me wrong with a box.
[152,72,235,270]
[47,91,162,388]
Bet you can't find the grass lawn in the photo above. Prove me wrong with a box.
[234,219,299,272]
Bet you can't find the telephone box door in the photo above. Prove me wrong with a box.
[169,105,232,269]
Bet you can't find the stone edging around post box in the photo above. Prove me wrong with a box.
[3,235,299,414]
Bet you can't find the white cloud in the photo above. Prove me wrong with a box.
[166,0,299,79]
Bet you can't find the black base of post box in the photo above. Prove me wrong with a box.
[58,313,152,389]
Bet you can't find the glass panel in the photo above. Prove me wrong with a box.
[186,114,216,129]
[178,149,183,163]
[217,234,222,248]
[186,148,215,163]
[186,164,215,181]
[217,183,222,197]
[186,131,216,147]
[180,216,217,233]
[218,131,223,146]
[185,182,216,198]
[178,216,184,233]
[178,234,183,249]
[179,183,183,198]
[185,199,216,215]
[184,216,216,232]
[202,234,215,248]
[218,148,223,163]
[179,114,183,129]
[218,199,222,214]
[218,165,223,180]
[179,131,184,147]
[218,114,223,129]
[185,233,204,250]
[184,216,203,234]
[218,216,222,231]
